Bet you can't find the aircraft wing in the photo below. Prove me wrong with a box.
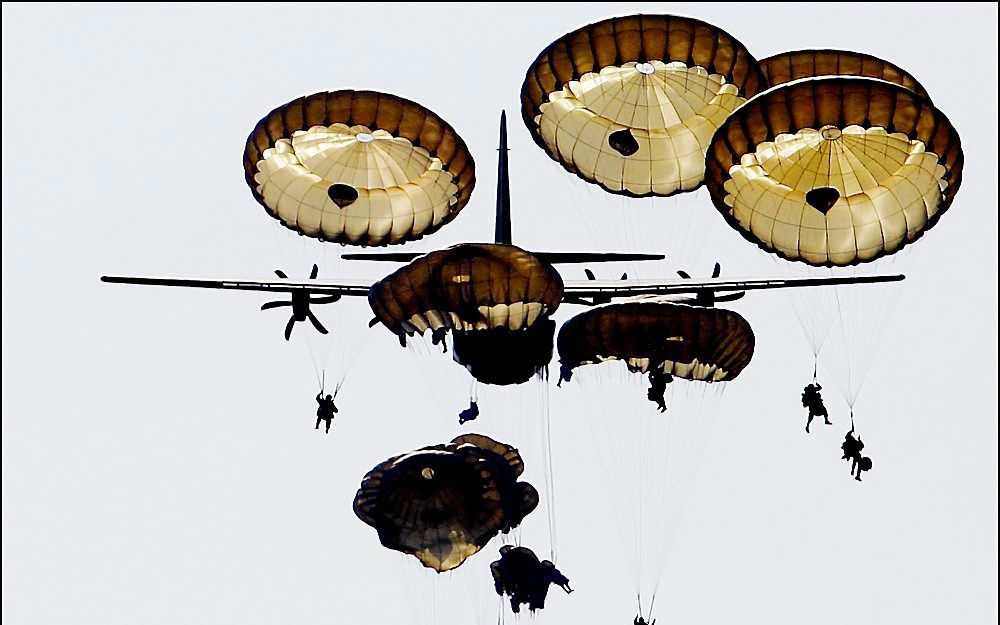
[101,272,904,301]
[100,275,373,296]
[562,273,904,299]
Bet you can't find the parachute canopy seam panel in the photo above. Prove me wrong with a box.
[759,49,930,99]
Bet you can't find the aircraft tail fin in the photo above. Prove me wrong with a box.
[495,110,512,245]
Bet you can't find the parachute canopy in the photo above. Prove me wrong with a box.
[705,77,963,266]
[369,244,564,384]
[760,49,928,98]
[354,434,539,572]
[558,301,755,382]
[244,90,475,246]
[369,244,563,335]
[521,14,767,197]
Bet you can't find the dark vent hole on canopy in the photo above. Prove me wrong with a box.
[805,187,841,214]
[328,184,360,208]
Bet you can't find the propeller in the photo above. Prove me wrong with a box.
[261,264,339,340]
[304,310,329,336]
[581,268,629,305]
[584,268,627,281]
[675,262,742,307]
[677,263,718,280]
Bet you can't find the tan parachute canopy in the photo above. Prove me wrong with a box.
[244,90,476,246]
[369,244,563,384]
[353,434,539,572]
[558,301,755,382]
[705,77,963,266]
[521,14,767,197]
[368,244,564,336]
[760,49,928,99]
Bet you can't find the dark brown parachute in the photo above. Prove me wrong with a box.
[368,244,564,384]
[244,90,476,246]
[760,49,928,98]
[353,434,539,572]
[521,14,767,197]
[705,77,963,266]
[558,301,755,382]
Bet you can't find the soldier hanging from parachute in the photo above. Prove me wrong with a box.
[490,545,573,613]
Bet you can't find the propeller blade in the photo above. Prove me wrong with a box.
[677,270,691,279]
[307,311,329,335]
[284,316,296,341]
[274,269,288,279]
[310,264,319,279]
[584,268,596,281]
[712,262,721,278]
[261,300,291,311]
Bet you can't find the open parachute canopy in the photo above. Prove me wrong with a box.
[368,244,564,385]
[244,90,476,246]
[521,14,767,197]
[759,49,929,99]
[558,301,755,382]
[353,434,539,572]
[705,77,963,266]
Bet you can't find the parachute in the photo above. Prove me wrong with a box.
[559,301,755,386]
[556,302,754,621]
[520,14,768,279]
[244,90,476,246]
[368,243,564,385]
[705,77,963,267]
[353,434,539,572]
[521,14,767,197]
[759,49,929,98]
[705,74,963,441]
[242,91,477,411]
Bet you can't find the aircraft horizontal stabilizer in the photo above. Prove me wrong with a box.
[341,251,665,264]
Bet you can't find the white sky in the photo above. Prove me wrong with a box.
[3,3,997,624]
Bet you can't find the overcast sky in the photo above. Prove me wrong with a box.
[3,3,997,625]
